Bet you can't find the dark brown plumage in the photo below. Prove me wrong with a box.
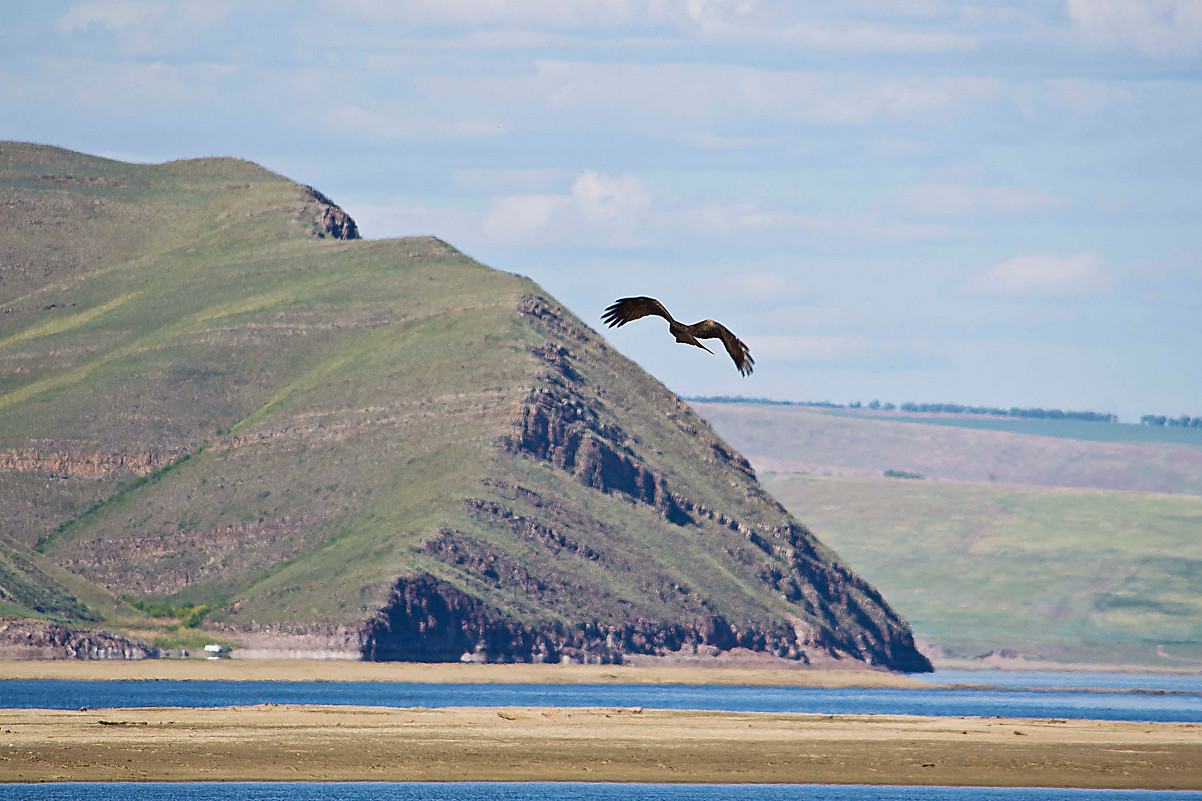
[602,296,754,376]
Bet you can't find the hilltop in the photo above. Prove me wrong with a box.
[0,143,928,671]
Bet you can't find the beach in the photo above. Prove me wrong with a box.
[3,660,1199,789]
[0,659,927,687]
[1,704,1199,788]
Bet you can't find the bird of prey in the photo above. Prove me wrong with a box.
[602,296,754,376]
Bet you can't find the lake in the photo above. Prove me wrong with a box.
[3,670,1201,723]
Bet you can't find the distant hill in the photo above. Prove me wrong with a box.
[762,475,1202,668]
[690,401,1202,495]
[0,143,928,671]
[689,400,1202,668]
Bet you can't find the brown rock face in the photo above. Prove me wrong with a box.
[300,186,359,240]
[0,620,157,660]
[360,573,816,665]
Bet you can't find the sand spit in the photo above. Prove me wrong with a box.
[0,705,1199,789]
[0,659,926,688]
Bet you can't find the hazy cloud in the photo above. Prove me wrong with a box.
[964,252,1110,298]
[895,183,1065,218]
[724,272,812,303]
[321,104,502,142]
[746,334,937,366]
[481,171,652,244]
[56,0,238,53]
[1066,0,1202,53]
[329,0,977,52]
[509,62,1002,126]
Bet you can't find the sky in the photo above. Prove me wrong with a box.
[2,1,1200,421]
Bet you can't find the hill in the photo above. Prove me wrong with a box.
[690,401,1202,495]
[687,401,1202,668]
[762,475,1202,668]
[0,143,928,671]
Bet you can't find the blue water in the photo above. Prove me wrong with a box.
[930,670,1202,693]
[2,784,1200,801]
[3,676,1202,723]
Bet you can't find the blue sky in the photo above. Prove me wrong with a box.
[3,1,1200,420]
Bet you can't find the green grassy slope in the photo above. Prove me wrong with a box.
[0,143,927,668]
[762,474,1202,667]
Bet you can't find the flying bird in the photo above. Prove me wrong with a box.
[602,296,754,376]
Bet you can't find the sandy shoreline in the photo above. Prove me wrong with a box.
[0,659,927,688]
[1,704,1199,788]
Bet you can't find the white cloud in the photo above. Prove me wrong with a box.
[1040,78,1131,115]
[964,252,1110,298]
[334,0,689,29]
[481,194,570,241]
[55,0,237,53]
[571,171,652,223]
[321,104,502,142]
[724,272,810,303]
[665,201,808,239]
[1066,0,1202,53]
[894,183,1065,218]
[56,0,154,33]
[329,0,976,52]
[1,58,231,115]
[453,168,571,194]
[515,62,1001,126]
[480,170,652,244]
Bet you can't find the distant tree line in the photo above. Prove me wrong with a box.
[1140,414,1202,428]
[687,396,1118,424]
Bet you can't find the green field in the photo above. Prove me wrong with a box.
[763,473,1202,667]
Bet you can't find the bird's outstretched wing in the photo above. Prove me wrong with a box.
[690,319,755,376]
[602,296,675,328]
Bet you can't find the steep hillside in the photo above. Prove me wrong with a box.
[0,143,929,670]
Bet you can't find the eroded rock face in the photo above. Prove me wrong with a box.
[0,619,157,660]
[300,186,360,240]
[359,573,816,665]
[0,447,182,479]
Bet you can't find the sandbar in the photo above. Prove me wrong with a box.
[0,659,926,688]
[1,705,1199,788]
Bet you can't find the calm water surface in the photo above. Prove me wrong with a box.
[3,675,1202,722]
[929,670,1202,693]
[3,784,1201,801]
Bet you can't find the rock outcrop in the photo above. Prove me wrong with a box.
[0,619,157,660]
[360,573,816,665]
[300,185,359,240]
